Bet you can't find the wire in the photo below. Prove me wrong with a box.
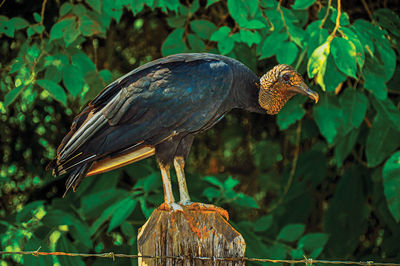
[1,250,399,266]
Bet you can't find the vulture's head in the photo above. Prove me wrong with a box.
[259,64,319,115]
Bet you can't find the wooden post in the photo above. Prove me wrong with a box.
[137,205,246,265]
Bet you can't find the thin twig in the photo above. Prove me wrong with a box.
[267,120,302,213]
[329,0,341,39]
[320,0,332,28]
[258,0,274,31]
[360,0,373,21]
[277,0,291,39]
[40,0,47,25]
[0,0,6,8]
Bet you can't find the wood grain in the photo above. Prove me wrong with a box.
[138,207,246,265]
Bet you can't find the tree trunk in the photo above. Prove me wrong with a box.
[137,207,246,265]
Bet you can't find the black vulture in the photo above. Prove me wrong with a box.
[47,53,318,212]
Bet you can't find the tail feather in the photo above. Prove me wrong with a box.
[63,162,93,197]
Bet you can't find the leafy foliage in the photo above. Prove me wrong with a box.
[1,0,400,265]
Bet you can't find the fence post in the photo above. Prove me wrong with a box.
[137,206,246,265]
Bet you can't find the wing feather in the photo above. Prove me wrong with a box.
[51,54,234,192]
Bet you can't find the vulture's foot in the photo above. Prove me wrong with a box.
[158,202,183,212]
[185,202,229,220]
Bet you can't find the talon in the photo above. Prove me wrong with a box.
[158,202,183,212]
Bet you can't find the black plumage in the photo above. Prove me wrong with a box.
[48,53,318,208]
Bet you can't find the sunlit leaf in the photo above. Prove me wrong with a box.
[307,40,330,90]
[331,37,357,78]
[36,79,67,106]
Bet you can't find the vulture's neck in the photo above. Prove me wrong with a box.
[230,65,265,114]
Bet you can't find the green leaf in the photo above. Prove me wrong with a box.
[210,26,230,41]
[203,187,220,201]
[108,197,137,232]
[187,34,205,52]
[0,19,15,37]
[330,8,350,26]
[254,214,273,232]
[339,89,368,130]
[9,17,29,30]
[366,114,400,167]
[190,20,217,40]
[291,0,316,10]
[260,31,288,59]
[36,79,67,106]
[103,0,123,22]
[335,129,360,167]
[307,40,330,90]
[234,193,259,208]
[81,189,129,219]
[306,22,328,58]
[339,27,365,67]
[80,15,102,36]
[60,2,72,16]
[323,54,346,92]
[72,52,96,74]
[382,151,400,222]
[374,8,400,37]
[203,176,223,187]
[313,96,343,144]
[241,19,266,29]
[324,167,368,256]
[57,236,85,266]
[49,17,79,46]
[277,95,306,130]
[298,233,329,257]
[277,224,305,242]
[331,37,357,78]
[166,16,186,28]
[364,60,387,100]
[86,0,102,13]
[227,0,259,28]
[376,38,396,82]
[224,176,239,191]
[33,12,41,23]
[239,29,261,47]
[4,85,23,107]
[206,0,219,8]
[218,38,235,55]
[63,64,84,97]
[370,96,400,131]
[161,28,187,56]
[277,41,298,65]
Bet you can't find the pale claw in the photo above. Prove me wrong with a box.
[158,202,183,212]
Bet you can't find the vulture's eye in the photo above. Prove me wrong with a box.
[282,74,290,82]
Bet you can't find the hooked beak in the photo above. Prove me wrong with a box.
[289,81,319,103]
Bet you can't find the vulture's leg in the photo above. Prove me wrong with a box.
[158,162,182,211]
[174,156,191,205]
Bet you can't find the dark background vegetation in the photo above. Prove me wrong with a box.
[1,0,400,265]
